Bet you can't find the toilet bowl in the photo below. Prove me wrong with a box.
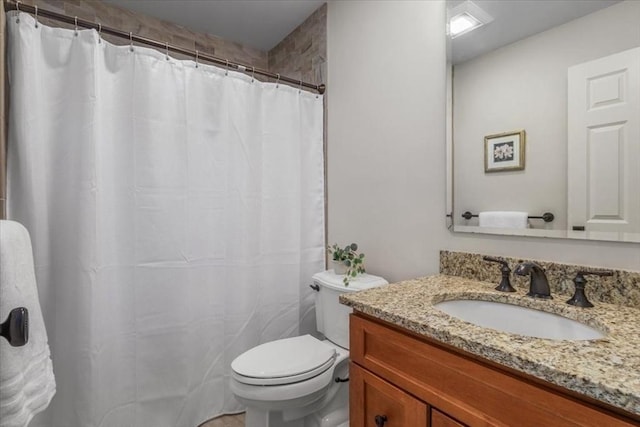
[231,336,349,427]
[230,271,388,427]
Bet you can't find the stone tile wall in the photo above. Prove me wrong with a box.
[14,0,268,69]
[440,250,640,309]
[11,0,328,86]
[268,3,327,88]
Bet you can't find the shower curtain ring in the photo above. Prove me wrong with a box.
[225,59,229,76]
[195,50,199,68]
[276,73,280,88]
[298,79,303,93]
[34,5,38,28]
[74,16,78,36]
[98,23,102,44]
[129,32,134,52]
[251,67,255,82]
[15,1,20,23]
[165,42,170,60]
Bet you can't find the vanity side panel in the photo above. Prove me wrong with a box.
[350,313,639,427]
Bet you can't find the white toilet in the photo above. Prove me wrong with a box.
[230,270,388,427]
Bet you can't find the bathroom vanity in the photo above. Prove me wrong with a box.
[341,274,640,426]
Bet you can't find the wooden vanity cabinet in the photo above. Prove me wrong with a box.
[349,313,640,427]
[350,363,427,426]
[431,409,466,427]
[350,362,465,427]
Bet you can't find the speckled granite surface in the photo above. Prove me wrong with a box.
[340,275,640,416]
[440,250,640,309]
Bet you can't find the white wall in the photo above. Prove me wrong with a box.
[453,0,640,231]
[327,0,449,282]
[327,1,639,282]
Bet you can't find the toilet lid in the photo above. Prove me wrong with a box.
[231,335,336,386]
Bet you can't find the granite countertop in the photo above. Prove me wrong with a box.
[340,274,640,416]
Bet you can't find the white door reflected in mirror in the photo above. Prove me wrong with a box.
[567,47,640,240]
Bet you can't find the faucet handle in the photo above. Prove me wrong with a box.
[483,256,515,292]
[576,270,614,278]
[566,270,614,308]
[483,256,508,268]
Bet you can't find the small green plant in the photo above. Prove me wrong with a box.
[327,243,366,286]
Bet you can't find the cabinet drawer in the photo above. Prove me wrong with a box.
[432,409,466,427]
[350,362,427,427]
[350,313,638,427]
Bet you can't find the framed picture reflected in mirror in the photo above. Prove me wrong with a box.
[484,130,525,173]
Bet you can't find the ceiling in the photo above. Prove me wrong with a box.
[104,0,325,51]
[448,0,622,64]
[104,1,620,59]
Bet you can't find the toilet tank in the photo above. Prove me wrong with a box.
[312,271,388,349]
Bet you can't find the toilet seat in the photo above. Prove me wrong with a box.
[230,340,349,407]
[231,335,337,386]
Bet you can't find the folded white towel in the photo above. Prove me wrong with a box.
[478,211,529,229]
[0,221,56,427]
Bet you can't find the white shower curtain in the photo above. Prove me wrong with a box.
[6,12,325,427]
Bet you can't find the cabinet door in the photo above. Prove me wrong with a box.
[431,409,466,427]
[350,362,427,427]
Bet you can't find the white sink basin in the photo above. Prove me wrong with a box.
[434,299,606,340]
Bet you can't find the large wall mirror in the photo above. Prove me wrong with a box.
[446,0,640,243]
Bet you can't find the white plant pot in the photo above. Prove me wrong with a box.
[332,261,348,275]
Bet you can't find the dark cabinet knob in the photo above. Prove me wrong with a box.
[374,415,387,427]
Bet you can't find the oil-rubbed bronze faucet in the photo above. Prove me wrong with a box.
[514,262,553,299]
[483,256,516,292]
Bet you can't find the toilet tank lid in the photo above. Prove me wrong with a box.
[312,271,388,292]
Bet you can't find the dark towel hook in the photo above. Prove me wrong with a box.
[0,307,29,347]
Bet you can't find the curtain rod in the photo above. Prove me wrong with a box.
[3,0,326,95]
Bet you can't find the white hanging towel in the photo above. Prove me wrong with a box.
[0,221,56,427]
[478,211,529,229]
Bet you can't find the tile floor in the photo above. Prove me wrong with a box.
[201,413,245,427]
